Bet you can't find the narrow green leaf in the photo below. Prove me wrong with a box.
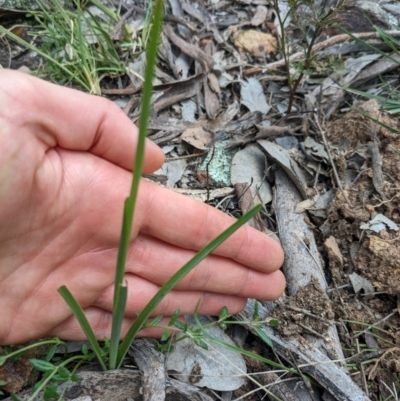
[149,315,164,327]
[116,204,263,366]
[254,326,273,348]
[0,380,7,386]
[45,344,58,362]
[30,359,55,373]
[173,320,187,331]
[0,26,90,91]
[58,286,107,370]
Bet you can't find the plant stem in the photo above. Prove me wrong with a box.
[108,0,165,370]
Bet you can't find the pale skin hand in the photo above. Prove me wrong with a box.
[0,70,285,345]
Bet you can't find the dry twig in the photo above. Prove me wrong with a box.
[314,115,353,207]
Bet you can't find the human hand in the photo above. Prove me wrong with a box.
[0,70,285,344]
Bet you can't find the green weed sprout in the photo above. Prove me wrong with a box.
[58,0,262,371]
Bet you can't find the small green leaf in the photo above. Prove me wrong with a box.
[0,380,7,386]
[81,344,88,355]
[0,356,6,366]
[45,344,58,362]
[57,366,71,379]
[71,374,80,382]
[32,380,43,393]
[197,339,209,350]
[218,306,230,321]
[265,317,280,328]
[173,320,187,331]
[43,383,60,400]
[219,322,227,331]
[254,327,273,348]
[168,309,181,327]
[160,330,170,342]
[52,374,68,382]
[30,359,55,373]
[253,301,260,319]
[148,315,163,327]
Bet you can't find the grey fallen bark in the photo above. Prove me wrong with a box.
[274,166,344,360]
[3,370,143,401]
[4,368,213,401]
[238,300,370,401]
[260,372,305,401]
[236,166,370,401]
[129,339,166,401]
[129,338,216,401]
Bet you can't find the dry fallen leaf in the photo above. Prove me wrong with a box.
[181,127,213,150]
[251,5,268,26]
[349,273,375,299]
[240,78,270,114]
[233,29,277,57]
[231,144,272,205]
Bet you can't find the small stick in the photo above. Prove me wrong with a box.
[288,351,316,400]
[281,304,337,326]
[314,115,353,207]
[298,323,328,340]
[254,125,302,139]
[367,143,389,204]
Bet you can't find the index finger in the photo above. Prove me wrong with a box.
[0,69,164,174]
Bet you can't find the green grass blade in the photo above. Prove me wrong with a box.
[89,0,120,22]
[108,0,164,369]
[108,284,127,369]
[58,286,107,371]
[0,26,90,91]
[254,326,273,348]
[116,204,263,367]
[337,24,400,64]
